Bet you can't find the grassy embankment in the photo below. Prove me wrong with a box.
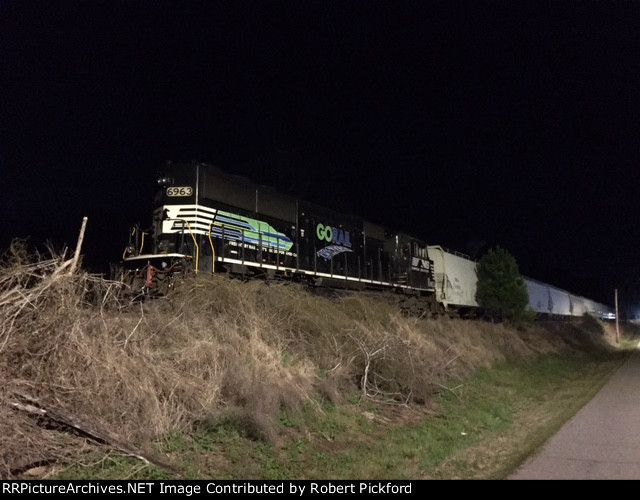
[1,240,637,480]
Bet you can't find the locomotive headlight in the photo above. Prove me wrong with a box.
[157,176,174,187]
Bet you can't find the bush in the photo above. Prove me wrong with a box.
[475,246,531,324]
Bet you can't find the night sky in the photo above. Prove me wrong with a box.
[3,1,640,307]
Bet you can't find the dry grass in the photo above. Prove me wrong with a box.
[0,239,629,479]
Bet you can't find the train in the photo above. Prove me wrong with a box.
[119,161,615,320]
[427,246,615,319]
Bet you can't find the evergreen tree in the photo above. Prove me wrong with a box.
[475,246,531,323]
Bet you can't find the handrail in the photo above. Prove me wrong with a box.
[162,218,199,273]
[180,220,199,275]
[139,230,147,255]
[125,226,148,257]
[208,222,215,273]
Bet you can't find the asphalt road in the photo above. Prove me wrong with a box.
[509,345,640,480]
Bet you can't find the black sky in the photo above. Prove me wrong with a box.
[2,1,640,306]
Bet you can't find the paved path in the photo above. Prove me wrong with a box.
[509,346,640,479]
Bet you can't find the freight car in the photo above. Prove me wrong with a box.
[426,245,615,319]
[120,161,437,310]
[426,245,479,316]
[525,277,615,319]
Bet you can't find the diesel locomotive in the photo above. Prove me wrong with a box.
[120,161,437,310]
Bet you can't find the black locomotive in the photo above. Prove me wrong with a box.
[120,161,437,308]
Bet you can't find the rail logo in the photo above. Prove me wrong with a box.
[411,257,431,273]
[316,223,352,248]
